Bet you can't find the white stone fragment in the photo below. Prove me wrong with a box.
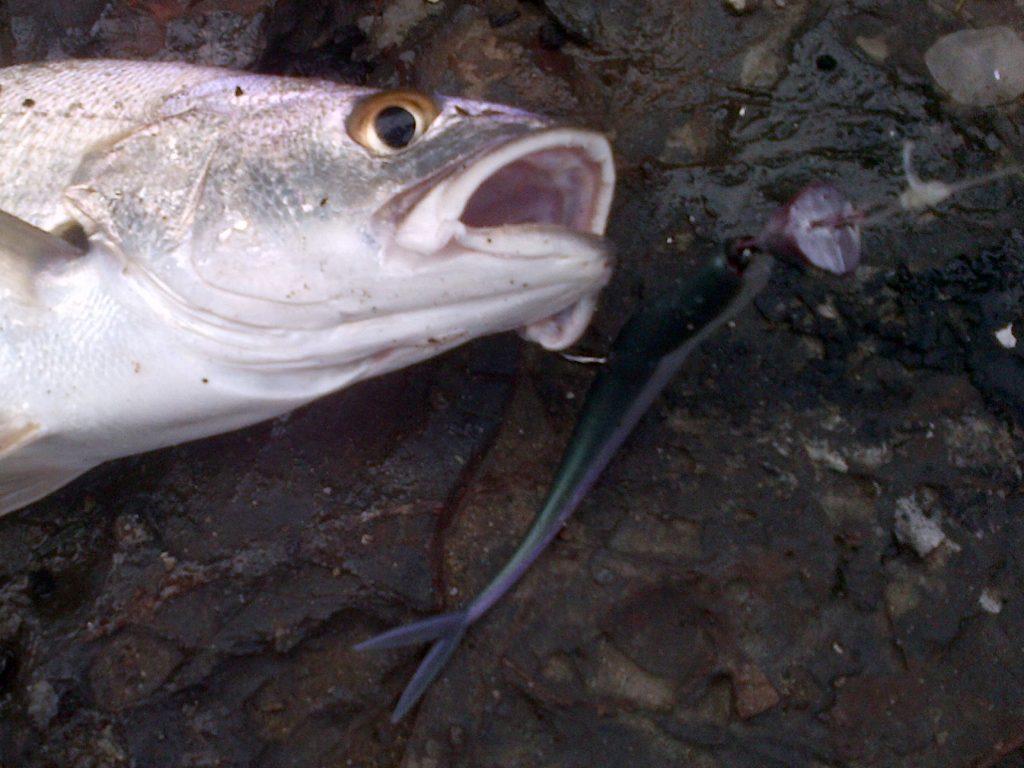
[804,440,848,473]
[995,323,1017,349]
[893,496,947,558]
[978,588,1003,614]
[925,27,1024,107]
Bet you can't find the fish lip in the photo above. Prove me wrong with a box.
[386,127,616,350]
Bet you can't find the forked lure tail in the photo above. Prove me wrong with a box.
[353,612,468,721]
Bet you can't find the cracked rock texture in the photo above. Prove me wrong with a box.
[0,1,1022,766]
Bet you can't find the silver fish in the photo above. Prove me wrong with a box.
[0,59,615,515]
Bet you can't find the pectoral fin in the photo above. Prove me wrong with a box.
[0,417,88,516]
[0,465,91,516]
[0,208,84,305]
[0,417,40,459]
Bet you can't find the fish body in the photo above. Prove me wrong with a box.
[357,248,774,720]
[0,59,615,514]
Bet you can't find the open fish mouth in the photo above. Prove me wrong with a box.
[393,128,616,350]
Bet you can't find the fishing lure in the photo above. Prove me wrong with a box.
[357,245,774,720]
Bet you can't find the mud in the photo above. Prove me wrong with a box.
[0,1,1022,766]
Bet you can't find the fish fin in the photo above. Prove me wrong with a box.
[354,611,469,722]
[0,417,41,460]
[0,418,85,515]
[0,464,90,517]
[0,209,83,305]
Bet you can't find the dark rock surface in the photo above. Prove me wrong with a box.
[1,1,1022,766]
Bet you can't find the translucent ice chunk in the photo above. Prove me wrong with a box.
[924,26,1024,107]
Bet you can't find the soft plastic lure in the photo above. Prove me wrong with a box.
[357,246,774,720]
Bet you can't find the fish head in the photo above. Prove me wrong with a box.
[66,78,615,375]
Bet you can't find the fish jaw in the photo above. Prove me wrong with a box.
[383,127,616,351]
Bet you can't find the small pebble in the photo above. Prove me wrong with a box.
[995,323,1017,349]
[978,588,1003,615]
[724,0,760,14]
[893,496,947,558]
[855,34,889,62]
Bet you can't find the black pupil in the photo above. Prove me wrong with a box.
[375,106,418,148]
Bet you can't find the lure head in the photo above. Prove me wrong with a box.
[64,74,615,379]
[749,182,861,275]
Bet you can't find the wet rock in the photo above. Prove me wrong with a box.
[160,9,268,68]
[6,0,108,59]
[602,587,721,688]
[0,643,16,696]
[828,675,936,763]
[777,665,825,712]
[883,570,920,620]
[255,0,369,80]
[414,6,578,115]
[0,8,12,66]
[246,634,395,742]
[5,0,270,64]
[944,414,1018,473]
[925,26,1024,107]
[89,629,183,712]
[539,0,600,42]
[587,640,676,711]
[539,0,812,162]
[731,663,779,719]
[1,2,1023,767]
[537,18,567,50]
[87,3,166,58]
[740,37,787,90]
[608,515,701,560]
[357,0,445,52]
[659,112,718,164]
[724,0,761,16]
[26,568,57,603]
[25,679,58,729]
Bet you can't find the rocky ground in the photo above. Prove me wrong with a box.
[0,1,1022,766]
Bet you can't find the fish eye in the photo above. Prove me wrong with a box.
[347,90,440,154]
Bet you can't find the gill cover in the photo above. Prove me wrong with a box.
[63,83,369,313]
